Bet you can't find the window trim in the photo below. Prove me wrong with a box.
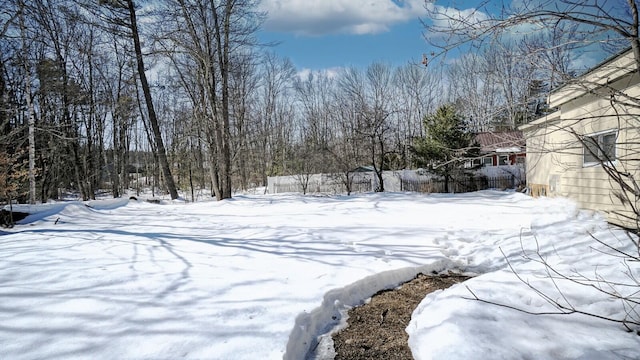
[582,129,617,167]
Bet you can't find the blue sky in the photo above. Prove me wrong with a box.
[258,0,440,72]
[257,0,623,75]
[259,20,427,71]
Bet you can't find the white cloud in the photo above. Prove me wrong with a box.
[296,67,342,80]
[261,0,427,36]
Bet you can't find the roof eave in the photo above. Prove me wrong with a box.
[549,48,636,108]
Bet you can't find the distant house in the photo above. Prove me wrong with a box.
[459,131,526,187]
[520,48,640,228]
[473,131,526,167]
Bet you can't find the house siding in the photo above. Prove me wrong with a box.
[522,51,640,228]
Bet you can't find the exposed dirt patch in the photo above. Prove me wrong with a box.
[332,273,470,360]
[0,210,29,228]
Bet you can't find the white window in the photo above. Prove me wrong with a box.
[498,155,509,165]
[482,157,493,166]
[465,158,484,168]
[583,130,616,166]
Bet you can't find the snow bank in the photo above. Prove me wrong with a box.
[3,197,132,226]
[407,198,640,359]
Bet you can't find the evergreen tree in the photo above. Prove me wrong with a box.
[413,104,477,192]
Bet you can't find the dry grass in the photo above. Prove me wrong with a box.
[332,273,470,360]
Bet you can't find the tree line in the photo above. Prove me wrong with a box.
[0,0,588,203]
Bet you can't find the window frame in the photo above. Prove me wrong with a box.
[582,130,617,167]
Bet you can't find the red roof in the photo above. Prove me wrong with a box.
[474,131,525,153]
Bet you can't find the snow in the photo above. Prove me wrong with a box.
[496,147,522,153]
[1,191,638,359]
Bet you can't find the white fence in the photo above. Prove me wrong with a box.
[267,172,377,194]
[267,166,525,195]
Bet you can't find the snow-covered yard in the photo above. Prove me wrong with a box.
[1,191,638,359]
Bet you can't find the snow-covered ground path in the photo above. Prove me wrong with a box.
[1,191,639,359]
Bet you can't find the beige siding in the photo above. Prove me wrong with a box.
[521,51,640,228]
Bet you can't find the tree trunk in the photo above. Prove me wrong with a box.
[212,0,233,199]
[18,2,36,204]
[126,0,178,200]
[26,75,36,204]
[371,133,384,192]
[112,112,120,198]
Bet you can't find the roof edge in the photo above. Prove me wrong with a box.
[549,48,636,108]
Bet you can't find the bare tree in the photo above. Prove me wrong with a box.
[487,41,537,130]
[158,0,262,200]
[331,96,368,195]
[251,52,296,184]
[423,0,638,62]
[0,1,29,206]
[393,64,441,168]
[229,51,259,191]
[294,70,335,151]
[124,0,178,199]
[18,0,96,200]
[338,64,395,192]
[445,52,500,132]
[16,0,36,203]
